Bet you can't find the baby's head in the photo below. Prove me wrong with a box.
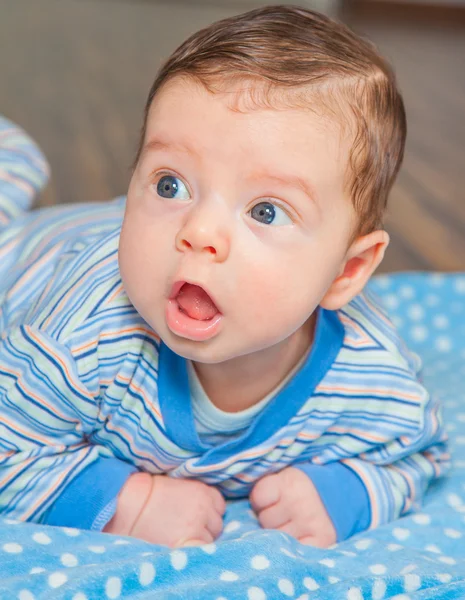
[119,5,406,364]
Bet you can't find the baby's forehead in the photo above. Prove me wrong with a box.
[156,74,352,144]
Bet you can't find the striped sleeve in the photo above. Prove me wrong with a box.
[340,384,450,530]
[297,383,449,540]
[0,116,50,226]
[0,325,124,523]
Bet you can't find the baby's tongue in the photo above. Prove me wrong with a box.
[176,283,218,321]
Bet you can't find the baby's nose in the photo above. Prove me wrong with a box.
[175,217,230,263]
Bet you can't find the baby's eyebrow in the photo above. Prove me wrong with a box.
[251,171,319,209]
[142,137,198,158]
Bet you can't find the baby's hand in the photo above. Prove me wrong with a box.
[250,467,336,548]
[105,473,226,548]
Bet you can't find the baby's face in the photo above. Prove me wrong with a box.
[119,77,356,363]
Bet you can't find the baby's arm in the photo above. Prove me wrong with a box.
[0,327,136,529]
[0,116,49,224]
[251,381,449,545]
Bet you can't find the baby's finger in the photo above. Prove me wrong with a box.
[176,538,208,548]
[298,534,333,548]
[209,486,226,515]
[206,509,224,540]
[250,474,281,513]
[257,501,291,530]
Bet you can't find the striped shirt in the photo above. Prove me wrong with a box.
[0,116,449,541]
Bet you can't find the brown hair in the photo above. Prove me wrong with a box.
[135,4,406,239]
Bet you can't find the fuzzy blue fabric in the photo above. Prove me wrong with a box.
[1,271,464,600]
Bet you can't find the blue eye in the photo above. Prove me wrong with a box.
[156,175,190,200]
[250,201,292,226]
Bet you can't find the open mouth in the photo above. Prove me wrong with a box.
[166,282,223,341]
[176,283,219,321]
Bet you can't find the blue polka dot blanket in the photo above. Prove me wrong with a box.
[1,272,464,600]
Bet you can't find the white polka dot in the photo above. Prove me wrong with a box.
[407,304,425,320]
[404,573,421,592]
[425,544,441,554]
[400,286,415,299]
[224,520,241,533]
[433,315,449,329]
[393,527,410,541]
[32,532,52,545]
[88,545,106,554]
[436,337,452,352]
[303,577,319,591]
[391,595,412,600]
[372,579,387,600]
[347,587,363,600]
[72,594,88,600]
[170,550,188,570]
[429,273,445,286]
[62,527,80,537]
[139,562,156,586]
[60,553,78,567]
[247,587,266,600]
[412,513,431,525]
[296,596,309,600]
[112,539,130,545]
[376,276,391,289]
[447,493,463,507]
[319,558,335,568]
[278,579,294,596]
[454,277,465,293]
[3,542,22,553]
[105,576,121,599]
[251,555,270,570]
[457,413,465,422]
[18,591,35,600]
[30,568,45,574]
[387,543,403,551]
[48,572,68,589]
[436,573,452,583]
[444,528,462,538]
[400,564,417,575]
[201,543,217,554]
[383,294,399,310]
[328,576,340,584]
[3,519,19,525]
[339,550,357,557]
[411,326,428,342]
[426,294,439,307]
[354,538,372,550]
[438,556,456,565]
[220,571,239,582]
[370,564,387,575]
[280,547,297,558]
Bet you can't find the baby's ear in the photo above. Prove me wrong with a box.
[320,230,389,311]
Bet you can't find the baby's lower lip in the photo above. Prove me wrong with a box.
[165,299,223,341]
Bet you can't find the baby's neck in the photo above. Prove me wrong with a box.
[192,315,316,413]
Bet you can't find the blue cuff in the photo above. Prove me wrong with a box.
[294,461,371,542]
[42,457,138,531]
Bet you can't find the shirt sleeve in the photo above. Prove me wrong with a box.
[0,116,50,224]
[42,457,137,530]
[0,325,131,527]
[294,383,449,542]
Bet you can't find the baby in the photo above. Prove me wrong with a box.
[0,5,449,548]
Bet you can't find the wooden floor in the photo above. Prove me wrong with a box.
[0,0,464,273]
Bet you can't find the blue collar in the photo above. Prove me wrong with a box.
[158,307,344,465]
